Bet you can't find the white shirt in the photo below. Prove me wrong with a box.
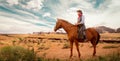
[77,15,85,24]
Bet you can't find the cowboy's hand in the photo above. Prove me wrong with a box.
[75,23,80,26]
[75,23,78,25]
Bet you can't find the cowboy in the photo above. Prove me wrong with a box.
[75,9,86,40]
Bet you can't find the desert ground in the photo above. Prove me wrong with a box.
[0,33,120,60]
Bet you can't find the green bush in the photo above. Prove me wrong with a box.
[18,37,24,42]
[86,56,107,61]
[62,43,70,49]
[37,57,61,61]
[108,52,120,61]
[0,46,119,61]
[103,45,119,49]
[86,52,120,61]
[0,46,36,61]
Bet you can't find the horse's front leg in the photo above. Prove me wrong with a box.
[70,40,73,58]
[75,40,81,58]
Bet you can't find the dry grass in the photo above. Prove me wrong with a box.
[103,45,119,49]
[86,52,120,61]
[62,42,70,49]
[0,46,36,61]
[100,33,120,40]
[0,33,120,60]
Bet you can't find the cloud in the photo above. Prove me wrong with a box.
[25,0,44,10]
[0,0,120,33]
[0,16,52,34]
[0,12,53,28]
[6,0,19,5]
[52,0,120,29]
[43,12,51,17]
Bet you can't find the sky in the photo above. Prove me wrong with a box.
[0,0,120,34]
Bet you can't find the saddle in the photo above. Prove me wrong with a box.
[77,24,86,40]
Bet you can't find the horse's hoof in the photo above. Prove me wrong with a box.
[93,55,96,57]
[69,56,72,59]
[78,54,81,58]
[69,58,73,61]
[78,56,80,58]
[93,53,96,56]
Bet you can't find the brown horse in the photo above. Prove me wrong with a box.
[54,18,100,58]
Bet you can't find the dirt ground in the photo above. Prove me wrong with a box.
[37,42,120,59]
[0,33,120,60]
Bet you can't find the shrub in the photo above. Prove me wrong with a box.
[38,44,49,50]
[62,43,70,49]
[18,37,24,42]
[18,37,24,44]
[12,40,16,45]
[86,52,120,61]
[0,46,36,61]
[86,56,107,61]
[37,57,61,61]
[79,44,84,47]
[103,45,119,49]
[108,52,120,61]
[0,42,4,45]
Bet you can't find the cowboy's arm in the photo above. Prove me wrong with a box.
[75,15,85,25]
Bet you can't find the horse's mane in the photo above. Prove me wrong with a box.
[57,18,73,25]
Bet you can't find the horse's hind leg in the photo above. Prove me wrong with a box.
[91,39,97,56]
[93,45,96,56]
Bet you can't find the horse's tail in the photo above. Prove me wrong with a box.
[96,32,100,45]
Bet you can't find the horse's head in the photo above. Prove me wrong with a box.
[54,18,62,32]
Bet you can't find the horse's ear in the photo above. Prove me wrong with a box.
[57,18,60,20]
[57,18,60,21]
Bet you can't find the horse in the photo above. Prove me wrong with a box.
[54,18,100,58]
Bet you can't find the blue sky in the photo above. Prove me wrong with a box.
[0,0,120,33]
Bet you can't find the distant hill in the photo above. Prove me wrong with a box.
[32,26,120,34]
[116,28,120,33]
[94,26,117,33]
